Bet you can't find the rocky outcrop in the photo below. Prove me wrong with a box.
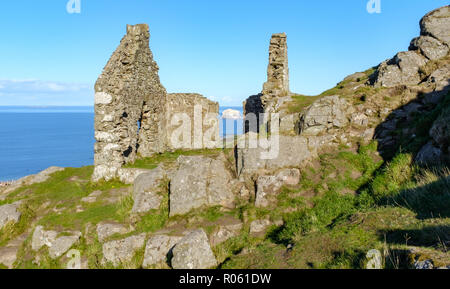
[102,234,146,266]
[169,155,235,216]
[171,229,217,269]
[142,234,182,268]
[0,202,21,230]
[373,6,449,88]
[417,107,450,165]
[420,6,450,46]
[299,95,354,136]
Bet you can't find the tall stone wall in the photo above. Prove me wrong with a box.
[93,24,219,181]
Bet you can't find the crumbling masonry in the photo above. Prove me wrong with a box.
[93,24,219,181]
[244,33,290,132]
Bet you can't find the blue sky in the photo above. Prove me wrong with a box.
[0,0,448,106]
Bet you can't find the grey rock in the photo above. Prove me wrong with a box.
[236,135,315,176]
[142,234,182,268]
[300,95,353,135]
[49,233,81,259]
[415,141,444,165]
[102,234,146,266]
[96,222,129,243]
[0,202,21,230]
[255,169,300,208]
[31,226,57,251]
[210,222,243,247]
[0,247,18,268]
[250,219,272,235]
[420,6,450,46]
[117,168,153,185]
[374,51,428,87]
[410,36,449,60]
[169,155,234,216]
[171,229,217,269]
[132,167,166,213]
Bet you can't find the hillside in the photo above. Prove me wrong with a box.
[0,5,449,269]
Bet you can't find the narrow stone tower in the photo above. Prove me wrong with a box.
[262,33,290,99]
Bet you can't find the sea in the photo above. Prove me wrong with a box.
[0,106,243,181]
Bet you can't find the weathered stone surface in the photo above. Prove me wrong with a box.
[117,168,153,184]
[416,142,445,165]
[142,234,182,268]
[250,219,272,235]
[93,24,167,182]
[169,155,234,216]
[0,202,21,230]
[255,169,300,208]
[410,36,449,60]
[374,52,428,88]
[49,233,81,259]
[210,222,243,247]
[102,234,146,266]
[0,247,18,268]
[262,33,289,99]
[132,167,166,214]
[93,24,220,182]
[96,222,129,243]
[166,93,219,150]
[300,96,353,135]
[31,226,81,259]
[420,6,450,46]
[171,229,217,269]
[427,63,450,93]
[32,226,57,251]
[236,135,315,176]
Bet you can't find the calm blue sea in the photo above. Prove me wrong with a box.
[0,106,242,181]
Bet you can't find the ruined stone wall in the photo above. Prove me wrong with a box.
[166,93,219,150]
[262,33,290,100]
[93,25,219,181]
[243,33,290,133]
[93,24,167,181]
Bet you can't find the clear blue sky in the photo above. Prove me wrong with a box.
[0,0,448,106]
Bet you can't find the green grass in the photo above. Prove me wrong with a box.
[125,149,227,170]
[287,94,322,113]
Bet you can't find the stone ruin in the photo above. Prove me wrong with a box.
[93,24,219,181]
[262,33,290,101]
[244,33,291,132]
